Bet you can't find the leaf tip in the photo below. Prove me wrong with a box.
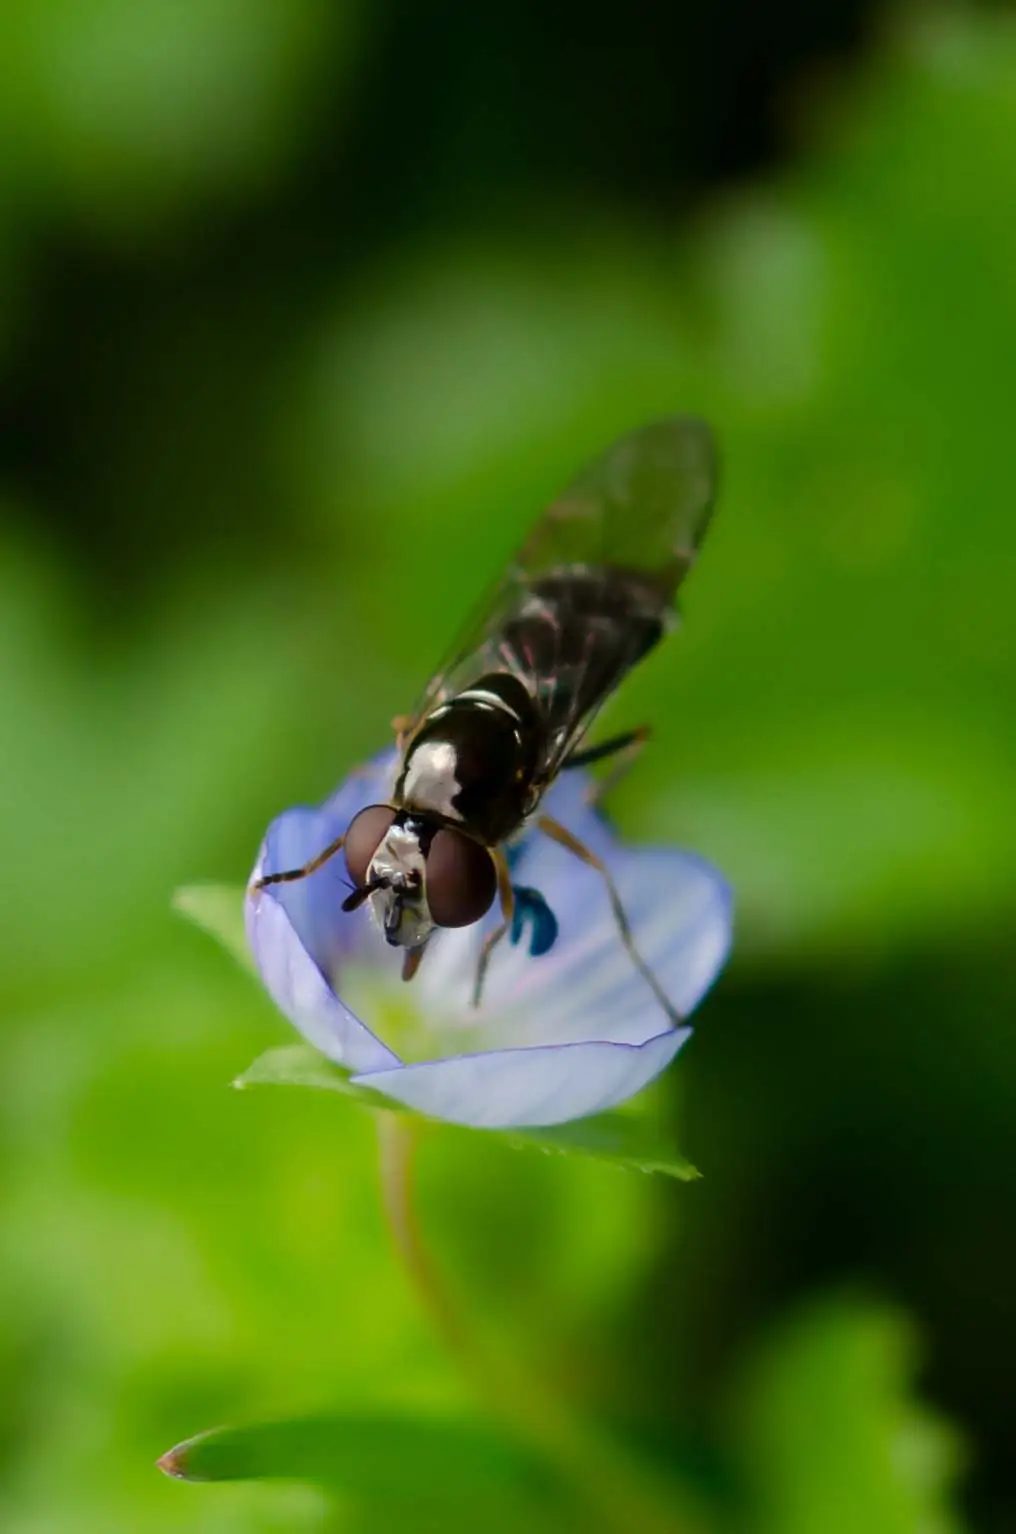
[156,1444,188,1480]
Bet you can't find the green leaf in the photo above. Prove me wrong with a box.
[506,1116,698,1180]
[237,1045,698,1178]
[173,883,253,975]
[730,1297,967,1534]
[158,1412,569,1532]
[234,1043,391,1107]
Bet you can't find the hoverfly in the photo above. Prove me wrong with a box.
[254,417,717,1020]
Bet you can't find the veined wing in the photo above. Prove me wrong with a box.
[515,413,717,595]
[405,417,717,777]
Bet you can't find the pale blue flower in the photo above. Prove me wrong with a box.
[245,752,731,1129]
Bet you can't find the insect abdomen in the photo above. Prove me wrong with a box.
[501,567,667,735]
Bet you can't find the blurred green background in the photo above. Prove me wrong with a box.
[1,1,1014,1530]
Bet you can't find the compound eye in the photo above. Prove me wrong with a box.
[426,829,497,928]
[343,805,396,887]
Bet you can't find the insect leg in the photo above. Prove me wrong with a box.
[535,813,683,1027]
[471,849,515,1009]
[250,833,346,892]
[562,726,650,807]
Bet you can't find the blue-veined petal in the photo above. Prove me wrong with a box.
[417,839,731,1051]
[252,750,401,980]
[245,756,402,1073]
[246,865,400,1074]
[350,1027,690,1128]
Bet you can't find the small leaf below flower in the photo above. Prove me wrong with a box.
[235,1043,391,1107]
[237,1044,698,1178]
[506,1116,699,1181]
[173,883,253,974]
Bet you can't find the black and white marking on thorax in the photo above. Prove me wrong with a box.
[394,673,539,844]
[399,738,463,821]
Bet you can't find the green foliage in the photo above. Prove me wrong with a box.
[506,1113,699,1181]
[159,1296,963,1534]
[235,1041,389,1103]
[237,1044,701,1178]
[729,1298,965,1534]
[173,884,255,976]
[159,1413,569,1533]
[0,0,356,233]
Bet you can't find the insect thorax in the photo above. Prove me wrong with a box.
[395,673,541,845]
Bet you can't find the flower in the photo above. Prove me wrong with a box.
[245,751,732,1129]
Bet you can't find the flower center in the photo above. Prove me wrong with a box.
[338,957,496,1063]
[337,962,442,1063]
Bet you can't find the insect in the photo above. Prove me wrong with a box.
[254,416,718,1018]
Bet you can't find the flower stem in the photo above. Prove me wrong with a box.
[376,1112,696,1534]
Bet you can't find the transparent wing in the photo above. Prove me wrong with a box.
[404,416,717,778]
[516,414,717,593]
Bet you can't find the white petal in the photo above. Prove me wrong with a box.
[351,1027,690,1128]
[246,853,399,1075]
[417,842,731,1051]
